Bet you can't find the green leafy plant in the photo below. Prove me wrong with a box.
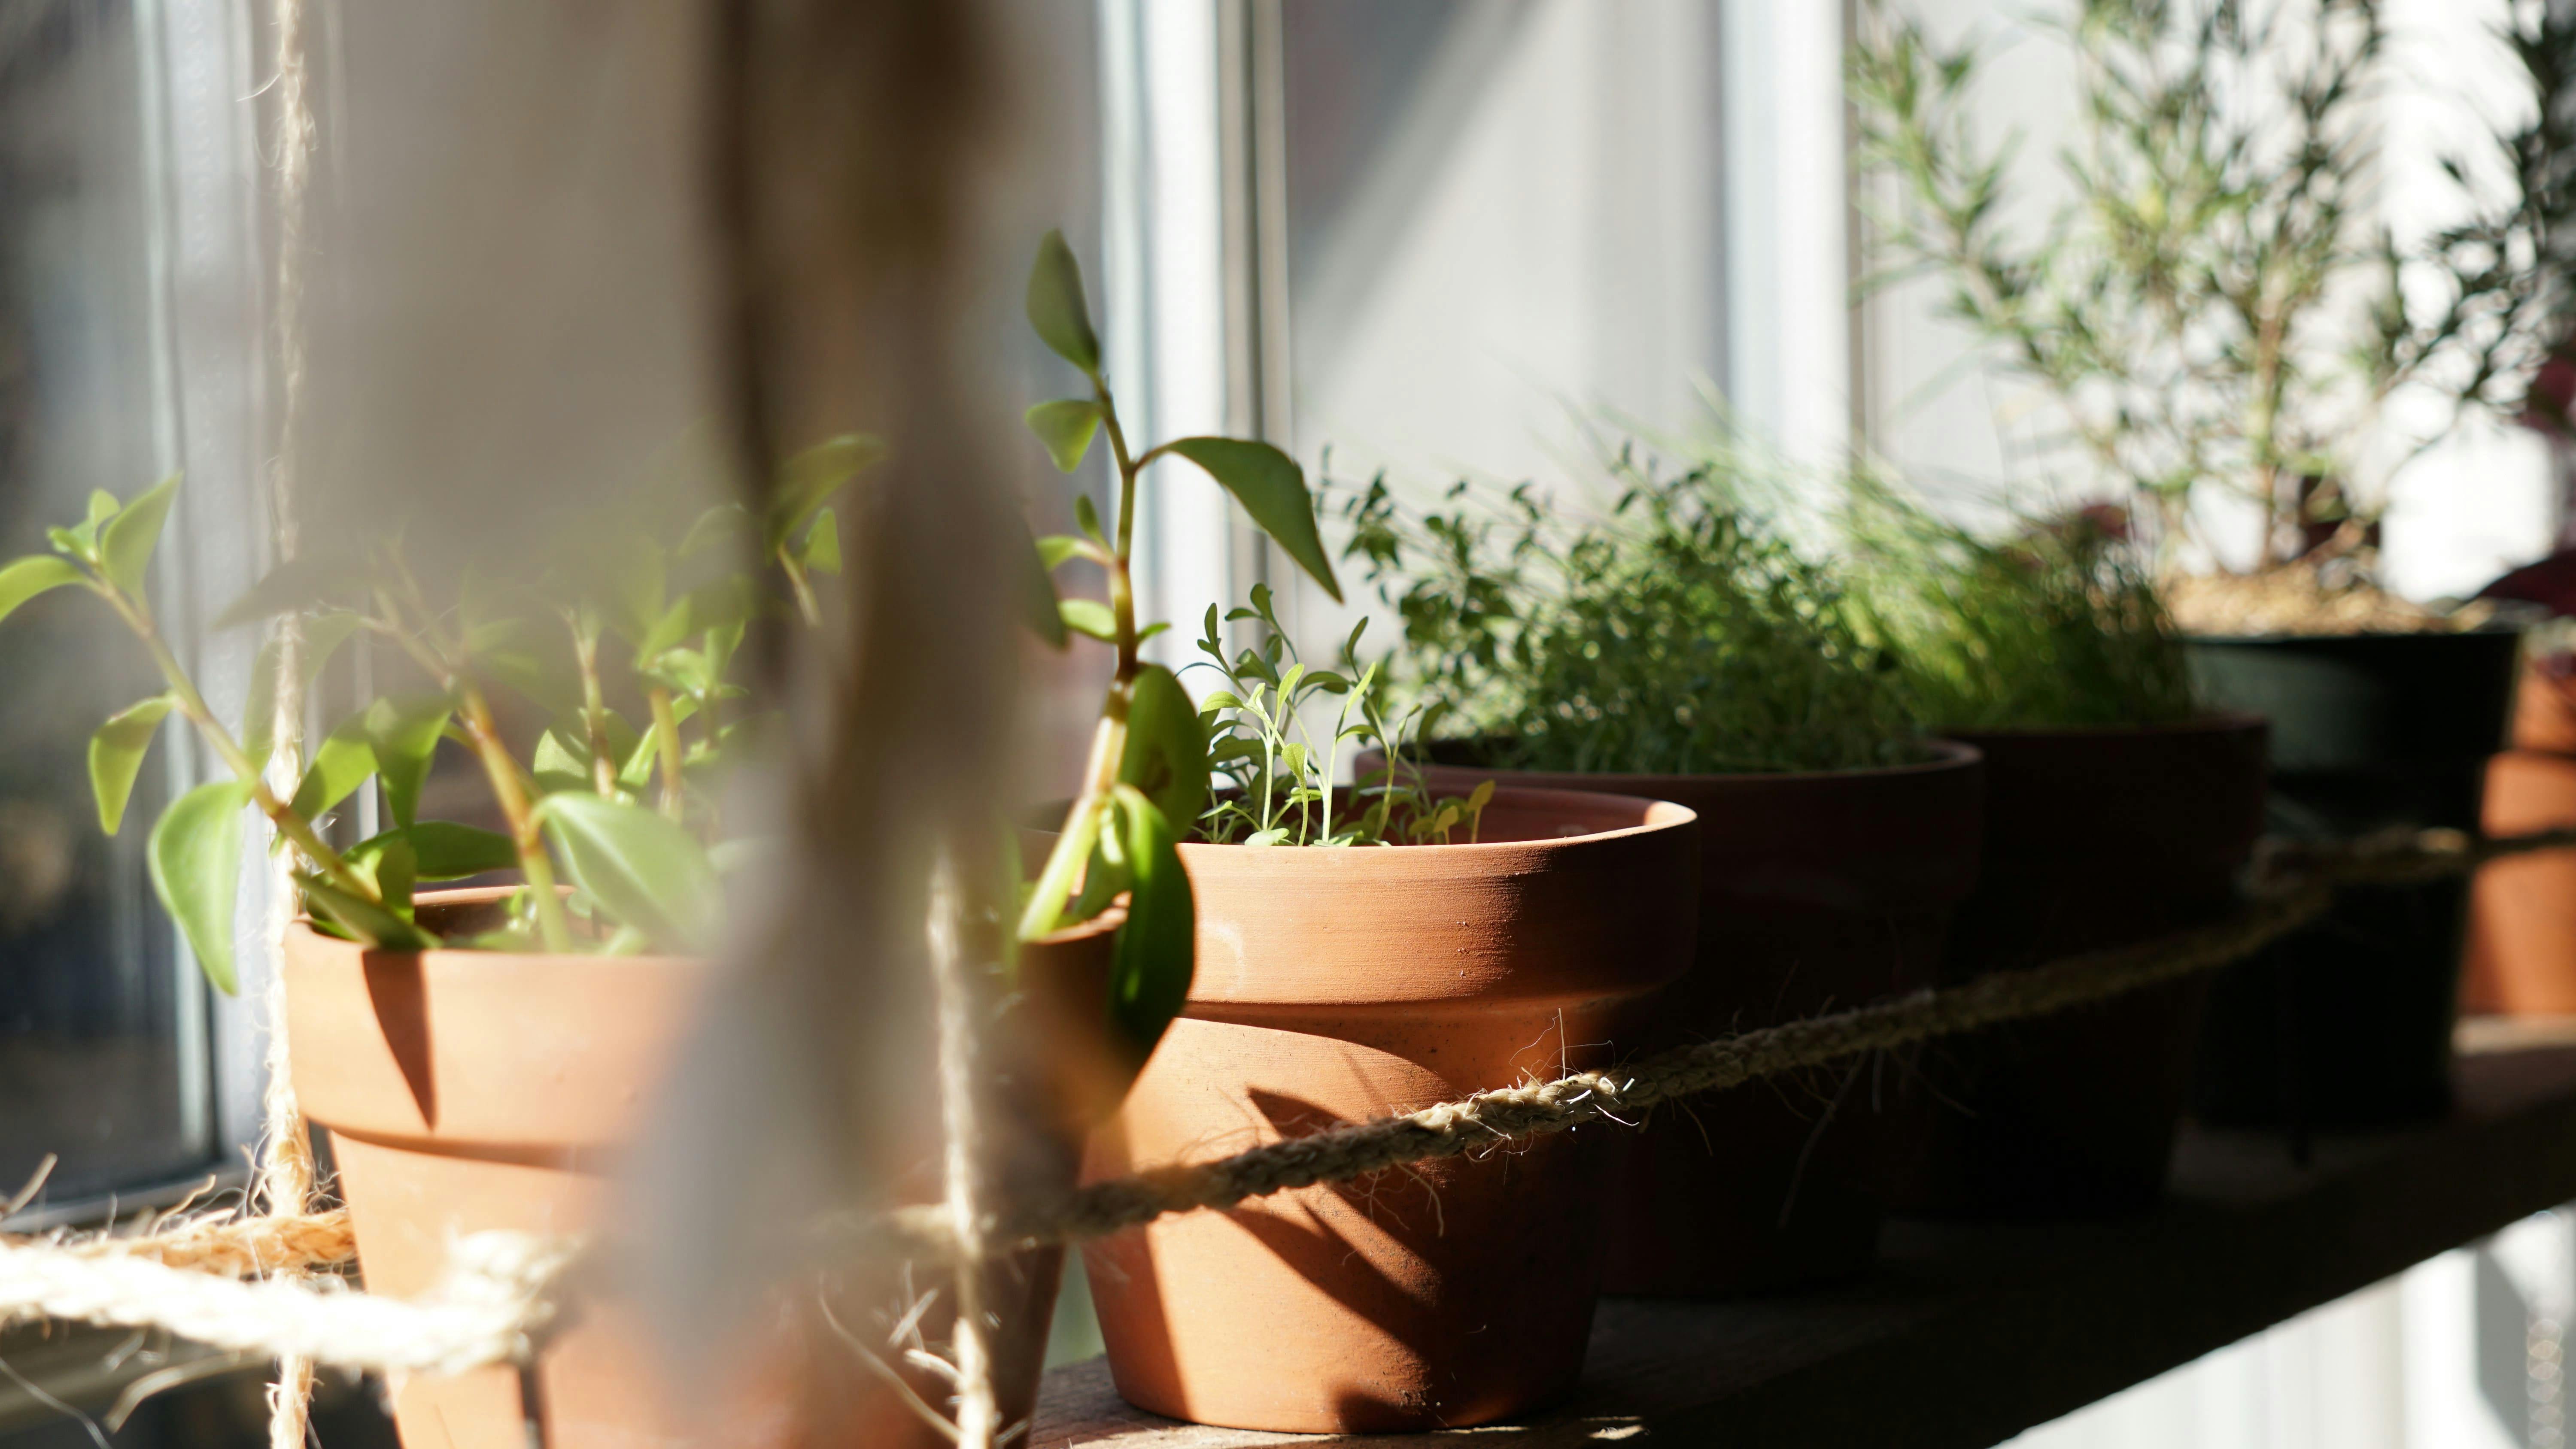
[0,443,875,990]
[1012,231,1349,1062]
[1188,584,1489,847]
[1343,451,1924,776]
[1845,478,2198,729]
[1850,0,2576,576]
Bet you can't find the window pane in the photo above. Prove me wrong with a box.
[0,0,206,1205]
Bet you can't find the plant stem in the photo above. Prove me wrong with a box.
[571,619,617,797]
[648,686,687,822]
[1020,376,1147,940]
[780,551,822,627]
[373,560,574,952]
[101,588,377,902]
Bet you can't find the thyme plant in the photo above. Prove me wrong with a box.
[1343,452,1924,776]
[1850,0,2576,573]
[1846,480,2198,729]
[1189,584,1489,847]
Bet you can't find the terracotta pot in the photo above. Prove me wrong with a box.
[2467,749,2576,1013]
[1081,788,1700,1433]
[1381,741,1984,1296]
[286,889,1122,1449]
[2510,655,2576,756]
[1894,716,2269,1219]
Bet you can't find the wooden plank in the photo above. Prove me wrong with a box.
[1032,1034,2576,1447]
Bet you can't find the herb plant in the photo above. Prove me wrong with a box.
[1189,583,1490,847]
[1010,232,1351,1058]
[1850,0,2576,575]
[1845,479,2197,730]
[0,441,872,989]
[1343,452,1924,776]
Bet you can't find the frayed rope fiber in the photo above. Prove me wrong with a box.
[4,825,2573,1376]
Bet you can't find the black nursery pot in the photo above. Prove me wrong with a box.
[2187,627,2524,1128]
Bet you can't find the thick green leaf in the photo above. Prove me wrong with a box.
[1026,229,1102,373]
[212,554,366,629]
[149,779,251,994]
[799,508,841,576]
[1060,598,1118,642]
[766,433,887,554]
[1106,786,1194,1066]
[1025,399,1102,473]
[355,822,517,881]
[99,474,179,597]
[1036,535,1084,570]
[292,709,379,821]
[0,556,87,627]
[1118,665,1208,826]
[535,793,721,953]
[533,728,597,797]
[296,871,435,952]
[89,694,176,835]
[634,596,695,667]
[364,693,453,828]
[677,503,750,559]
[1021,522,1068,649]
[1164,439,1342,602]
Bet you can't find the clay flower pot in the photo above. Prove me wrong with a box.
[1897,716,2269,1218]
[2466,655,2576,1014]
[2467,748,2576,1012]
[286,889,1122,1449]
[1387,742,1984,1296]
[1081,787,1700,1433]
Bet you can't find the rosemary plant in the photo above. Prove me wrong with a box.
[1850,0,2576,574]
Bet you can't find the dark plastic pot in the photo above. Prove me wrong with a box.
[1379,740,1985,1295]
[2187,628,2522,1127]
[1894,716,2269,1219]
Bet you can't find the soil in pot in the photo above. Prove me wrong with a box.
[1386,740,1984,1296]
[1080,787,1700,1434]
[286,890,1124,1449]
[2187,629,2522,1127]
[1894,716,2269,1219]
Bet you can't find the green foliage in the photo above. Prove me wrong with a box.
[1342,454,1923,776]
[1190,586,1486,845]
[1850,0,2576,571]
[149,780,251,993]
[1027,229,1103,373]
[1163,439,1343,603]
[535,792,722,955]
[1845,479,2198,729]
[89,694,174,834]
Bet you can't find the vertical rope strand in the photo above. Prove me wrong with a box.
[929,853,999,1449]
[260,0,318,1442]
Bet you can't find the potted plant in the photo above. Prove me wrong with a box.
[1011,253,1702,1434]
[0,422,1136,1447]
[1851,0,2576,1127]
[1846,487,2269,1216]
[1335,448,1984,1294]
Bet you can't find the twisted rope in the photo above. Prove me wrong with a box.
[4,824,2573,1377]
[0,1231,578,1377]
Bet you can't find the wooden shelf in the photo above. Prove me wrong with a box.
[1033,1026,2576,1447]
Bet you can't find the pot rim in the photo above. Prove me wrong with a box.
[288,884,1123,965]
[1934,709,2269,743]
[1175,782,1695,858]
[2183,621,2529,645]
[1393,737,1981,788]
